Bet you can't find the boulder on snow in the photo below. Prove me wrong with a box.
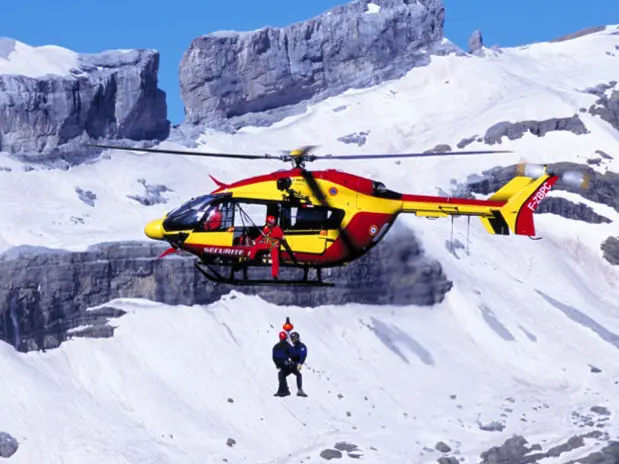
[0,432,19,458]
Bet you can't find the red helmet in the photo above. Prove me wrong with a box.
[279,331,287,341]
[266,215,276,225]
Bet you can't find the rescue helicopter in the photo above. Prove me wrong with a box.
[90,144,590,287]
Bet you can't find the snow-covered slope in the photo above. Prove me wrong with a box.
[0,38,78,77]
[2,240,618,463]
[1,23,619,464]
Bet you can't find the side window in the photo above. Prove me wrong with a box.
[233,203,267,228]
[285,206,342,230]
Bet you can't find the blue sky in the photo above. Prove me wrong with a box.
[3,0,616,124]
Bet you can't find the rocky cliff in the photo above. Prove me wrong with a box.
[178,0,457,131]
[0,231,453,352]
[0,38,170,165]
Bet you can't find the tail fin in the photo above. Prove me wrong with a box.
[481,162,590,236]
[480,173,559,237]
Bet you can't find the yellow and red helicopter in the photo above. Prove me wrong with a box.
[91,144,589,287]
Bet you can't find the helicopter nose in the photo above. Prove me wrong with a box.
[144,219,165,240]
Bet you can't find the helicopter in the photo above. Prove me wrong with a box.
[90,144,590,287]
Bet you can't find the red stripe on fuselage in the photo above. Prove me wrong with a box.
[401,194,506,208]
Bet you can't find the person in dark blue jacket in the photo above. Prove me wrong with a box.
[272,331,294,397]
[289,331,308,397]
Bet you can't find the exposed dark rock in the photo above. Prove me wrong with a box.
[590,406,611,416]
[0,42,169,164]
[595,150,613,159]
[337,131,370,146]
[75,188,97,207]
[479,421,505,432]
[457,135,477,149]
[582,81,616,97]
[550,26,607,42]
[178,0,459,131]
[226,438,236,447]
[483,115,588,145]
[435,441,452,453]
[424,144,452,153]
[0,432,18,458]
[437,457,459,464]
[536,197,612,224]
[588,90,619,132]
[0,231,453,352]
[479,435,545,464]
[320,448,343,460]
[127,178,172,206]
[334,442,358,453]
[601,237,619,265]
[468,30,483,54]
[546,435,585,457]
[564,441,619,464]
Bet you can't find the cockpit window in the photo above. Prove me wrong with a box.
[167,195,216,217]
[163,194,221,232]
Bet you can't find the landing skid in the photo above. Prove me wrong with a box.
[194,263,335,287]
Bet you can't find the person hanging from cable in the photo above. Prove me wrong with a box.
[289,331,308,397]
[272,331,294,397]
[247,214,285,280]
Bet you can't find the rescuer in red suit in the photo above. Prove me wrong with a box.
[248,215,285,279]
[204,205,222,231]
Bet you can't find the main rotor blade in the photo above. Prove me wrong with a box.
[300,170,358,255]
[313,150,512,160]
[87,144,276,160]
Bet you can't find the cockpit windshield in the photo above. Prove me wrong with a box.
[167,195,217,217]
[163,194,220,232]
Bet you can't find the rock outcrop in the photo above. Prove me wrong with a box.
[0,432,18,458]
[588,90,619,132]
[0,38,170,165]
[468,30,483,55]
[601,236,619,265]
[179,0,459,131]
[483,115,589,145]
[0,232,453,352]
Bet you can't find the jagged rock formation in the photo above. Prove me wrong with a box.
[0,39,170,164]
[468,30,483,55]
[178,0,460,131]
[0,232,453,352]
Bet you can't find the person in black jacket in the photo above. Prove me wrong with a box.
[289,331,308,396]
[272,331,294,397]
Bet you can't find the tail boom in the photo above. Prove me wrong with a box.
[399,173,560,237]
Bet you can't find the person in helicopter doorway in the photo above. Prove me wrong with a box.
[247,214,285,280]
[272,331,308,397]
